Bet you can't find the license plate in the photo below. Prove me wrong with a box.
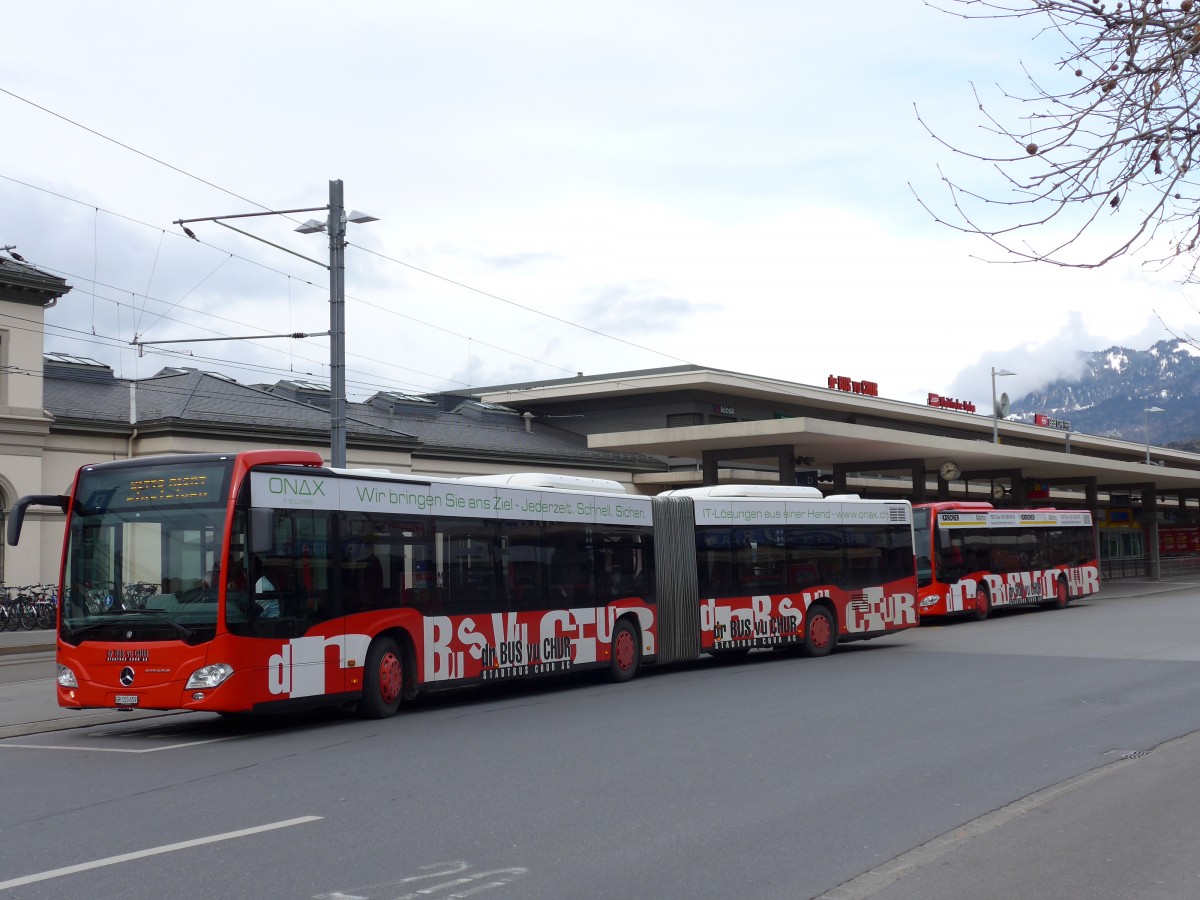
[114,695,139,706]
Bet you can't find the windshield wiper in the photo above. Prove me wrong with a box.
[65,612,195,641]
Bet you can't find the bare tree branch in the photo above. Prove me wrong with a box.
[918,0,1200,281]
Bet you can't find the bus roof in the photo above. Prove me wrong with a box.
[912,501,994,511]
[458,472,629,494]
[660,485,824,499]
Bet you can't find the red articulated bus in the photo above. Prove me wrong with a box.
[8,451,919,719]
[913,501,1100,620]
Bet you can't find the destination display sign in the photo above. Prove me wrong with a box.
[78,461,231,512]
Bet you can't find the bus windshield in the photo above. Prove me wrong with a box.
[60,458,234,646]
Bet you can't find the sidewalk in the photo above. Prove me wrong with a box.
[865,728,1200,900]
[1095,574,1200,599]
[0,627,181,739]
[0,627,55,656]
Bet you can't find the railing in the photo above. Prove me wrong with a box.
[1102,558,1147,580]
[1103,555,1200,580]
[1157,556,1200,579]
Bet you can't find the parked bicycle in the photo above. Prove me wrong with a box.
[32,583,58,629]
[0,583,60,630]
[0,585,38,631]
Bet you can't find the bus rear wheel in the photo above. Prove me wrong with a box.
[801,606,836,657]
[358,636,404,719]
[1043,577,1070,610]
[607,618,641,683]
[972,586,991,622]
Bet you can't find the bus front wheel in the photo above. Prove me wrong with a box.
[358,636,404,719]
[607,618,641,683]
[801,606,836,657]
[973,586,991,622]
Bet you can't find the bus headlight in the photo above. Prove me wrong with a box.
[57,665,79,688]
[186,664,234,690]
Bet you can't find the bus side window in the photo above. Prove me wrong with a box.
[361,552,384,606]
[706,561,733,596]
[438,521,500,614]
[939,540,964,580]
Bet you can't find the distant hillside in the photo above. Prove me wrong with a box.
[1008,339,1200,446]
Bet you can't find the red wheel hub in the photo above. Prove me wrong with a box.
[614,630,635,671]
[378,651,402,704]
[810,613,832,648]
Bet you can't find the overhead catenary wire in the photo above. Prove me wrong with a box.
[2,304,452,396]
[0,86,276,216]
[0,86,702,381]
[2,172,580,382]
[15,260,471,389]
[349,240,697,367]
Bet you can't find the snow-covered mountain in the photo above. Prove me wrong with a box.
[1008,339,1200,448]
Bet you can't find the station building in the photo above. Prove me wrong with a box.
[3,258,1199,586]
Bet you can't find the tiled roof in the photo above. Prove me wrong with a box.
[41,362,664,472]
[0,257,72,304]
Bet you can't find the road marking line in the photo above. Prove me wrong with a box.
[0,737,234,753]
[0,816,323,891]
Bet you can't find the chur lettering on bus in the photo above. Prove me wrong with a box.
[949,565,1101,609]
[702,593,809,648]
[701,588,917,649]
[845,587,918,633]
[422,606,656,683]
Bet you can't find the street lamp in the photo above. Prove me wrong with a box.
[173,179,378,469]
[1144,406,1164,464]
[991,367,1015,444]
[293,181,379,468]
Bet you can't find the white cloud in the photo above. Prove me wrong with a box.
[2,1,1190,406]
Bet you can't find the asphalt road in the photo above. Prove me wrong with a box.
[2,579,1200,899]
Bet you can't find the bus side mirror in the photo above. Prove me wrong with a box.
[249,508,274,555]
[7,494,69,546]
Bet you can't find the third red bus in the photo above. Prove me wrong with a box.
[913,501,1100,620]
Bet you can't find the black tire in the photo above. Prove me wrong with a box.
[801,605,837,657]
[19,603,38,631]
[607,617,641,683]
[1042,577,1070,610]
[972,585,991,621]
[357,636,404,719]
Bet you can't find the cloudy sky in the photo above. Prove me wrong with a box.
[3,2,1193,410]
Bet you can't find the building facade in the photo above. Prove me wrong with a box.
[5,261,1200,586]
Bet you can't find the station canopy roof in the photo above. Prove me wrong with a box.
[475,366,1200,498]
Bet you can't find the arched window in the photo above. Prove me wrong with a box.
[0,487,7,584]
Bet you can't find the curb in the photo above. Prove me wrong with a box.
[0,640,55,657]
